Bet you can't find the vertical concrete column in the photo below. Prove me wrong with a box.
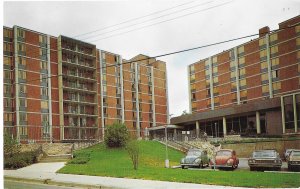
[47,35,53,142]
[135,63,141,139]
[196,121,200,139]
[265,34,273,98]
[209,57,214,110]
[234,47,240,105]
[13,26,20,143]
[256,111,261,134]
[223,117,227,136]
[99,50,105,140]
[293,94,298,133]
[119,56,125,123]
[281,96,286,134]
[165,65,170,124]
[57,36,64,140]
[151,66,156,126]
[187,66,192,113]
[173,129,177,140]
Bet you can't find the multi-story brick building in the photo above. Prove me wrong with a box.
[171,15,300,138]
[3,26,169,143]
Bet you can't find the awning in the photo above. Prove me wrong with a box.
[147,125,184,131]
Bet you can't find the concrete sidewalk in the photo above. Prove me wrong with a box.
[3,162,293,189]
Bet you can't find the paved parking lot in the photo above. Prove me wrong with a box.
[183,158,290,172]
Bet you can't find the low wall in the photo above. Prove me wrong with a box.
[222,139,300,158]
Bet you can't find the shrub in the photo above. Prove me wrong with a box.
[126,140,139,170]
[104,123,129,148]
[4,133,20,158]
[68,157,90,164]
[4,149,42,169]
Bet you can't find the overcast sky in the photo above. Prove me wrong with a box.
[3,0,300,117]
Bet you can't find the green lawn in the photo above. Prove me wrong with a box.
[58,141,300,188]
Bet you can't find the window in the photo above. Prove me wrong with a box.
[238,46,244,55]
[260,49,267,57]
[4,43,11,51]
[19,98,27,107]
[4,29,12,38]
[240,90,247,98]
[17,28,25,38]
[19,85,27,94]
[272,70,279,79]
[190,65,195,73]
[190,74,195,81]
[103,85,107,93]
[238,57,245,66]
[261,61,268,70]
[40,48,47,57]
[213,67,218,75]
[4,113,13,122]
[271,58,279,67]
[41,100,49,109]
[41,61,47,70]
[41,87,48,96]
[17,43,25,51]
[205,69,210,77]
[18,57,26,66]
[4,70,11,80]
[20,127,28,136]
[213,77,218,83]
[4,85,11,94]
[39,35,47,44]
[4,57,12,65]
[213,87,219,95]
[18,70,26,80]
[214,97,220,104]
[270,34,278,42]
[239,68,245,77]
[261,73,269,81]
[262,85,269,94]
[270,46,278,55]
[41,74,48,83]
[4,99,12,107]
[240,79,246,88]
[259,38,266,46]
[212,56,217,66]
[230,61,235,68]
[19,112,27,121]
[272,82,281,91]
[296,25,300,33]
[205,60,209,69]
[230,71,236,79]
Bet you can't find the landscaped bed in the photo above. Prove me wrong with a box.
[58,141,300,188]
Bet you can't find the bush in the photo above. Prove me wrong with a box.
[68,157,90,164]
[4,133,20,158]
[104,123,129,148]
[4,150,41,169]
[126,140,139,170]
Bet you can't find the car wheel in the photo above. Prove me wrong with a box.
[181,165,185,169]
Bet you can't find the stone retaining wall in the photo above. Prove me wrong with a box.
[222,139,300,158]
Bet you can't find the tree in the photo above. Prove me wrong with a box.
[126,140,139,170]
[104,123,129,148]
[4,133,20,158]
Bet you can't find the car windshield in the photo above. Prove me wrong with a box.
[216,151,231,156]
[187,150,202,156]
[253,151,276,158]
[291,151,300,157]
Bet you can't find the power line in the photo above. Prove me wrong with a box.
[75,1,196,38]
[3,0,228,61]
[7,23,299,86]
[79,1,213,40]
[89,1,234,42]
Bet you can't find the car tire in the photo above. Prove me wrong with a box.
[181,165,185,169]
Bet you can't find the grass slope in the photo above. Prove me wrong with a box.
[58,141,300,188]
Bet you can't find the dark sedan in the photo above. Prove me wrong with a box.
[248,150,282,171]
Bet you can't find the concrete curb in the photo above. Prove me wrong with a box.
[4,176,117,189]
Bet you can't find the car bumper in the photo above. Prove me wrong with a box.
[211,164,234,168]
[181,163,199,167]
[248,163,282,168]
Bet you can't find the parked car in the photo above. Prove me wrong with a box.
[180,148,210,169]
[287,150,300,171]
[248,150,282,171]
[211,149,239,169]
[284,149,296,161]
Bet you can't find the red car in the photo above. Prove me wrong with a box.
[211,149,239,169]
